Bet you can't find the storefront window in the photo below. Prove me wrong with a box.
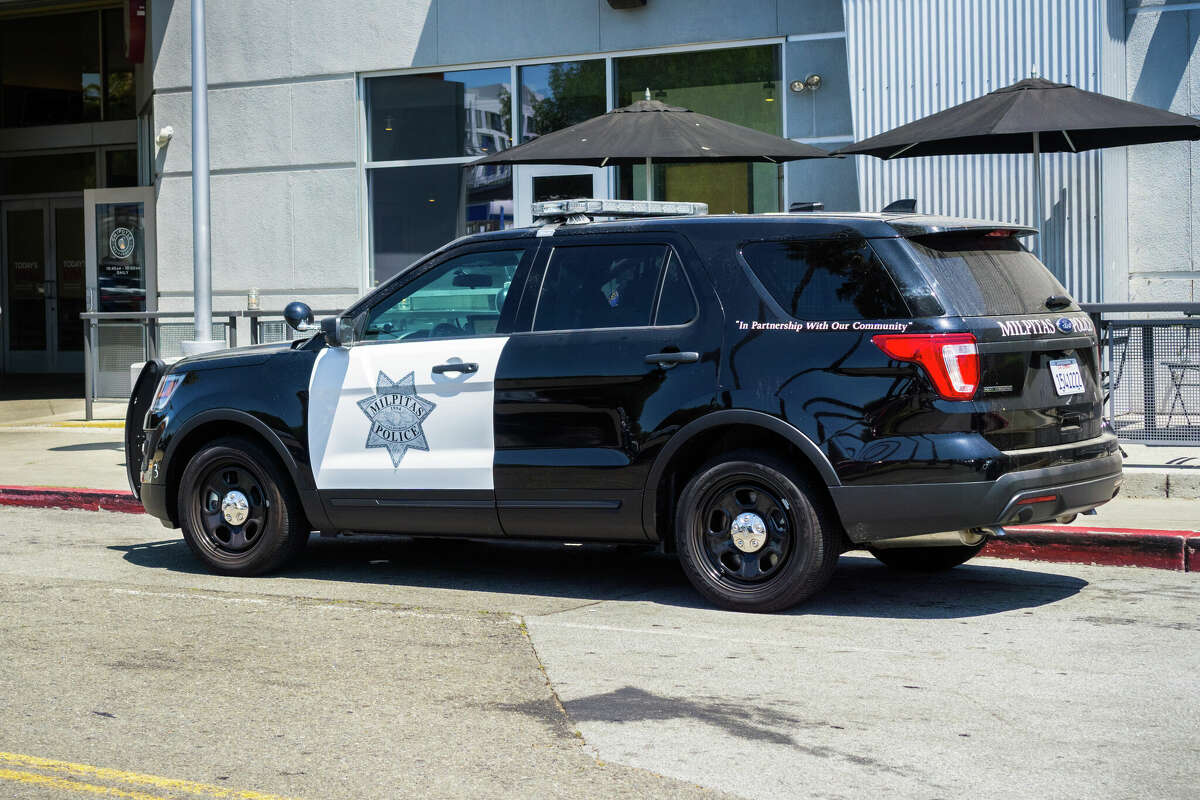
[614,45,781,213]
[0,152,96,194]
[366,68,513,162]
[370,164,513,284]
[518,60,606,142]
[0,9,135,128]
[105,149,138,188]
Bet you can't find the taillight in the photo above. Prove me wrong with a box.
[871,333,980,400]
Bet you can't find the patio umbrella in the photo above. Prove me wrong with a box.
[474,91,831,200]
[835,77,1200,252]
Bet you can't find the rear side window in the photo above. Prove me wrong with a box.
[533,244,689,331]
[905,235,1076,316]
[740,239,910,320]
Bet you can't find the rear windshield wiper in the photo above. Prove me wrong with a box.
[1044,294,1072,310]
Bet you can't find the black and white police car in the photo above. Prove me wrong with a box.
[126,199,1122,612]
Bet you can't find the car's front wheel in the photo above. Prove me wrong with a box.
[675,450,839,613]
[177,436,309,576]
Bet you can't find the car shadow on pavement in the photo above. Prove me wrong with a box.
[110,535,1087,619]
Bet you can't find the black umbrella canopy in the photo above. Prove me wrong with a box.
[837,78,1200,158]
[474,98,830,165]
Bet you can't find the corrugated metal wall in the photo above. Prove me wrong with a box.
[843,0,1104,301]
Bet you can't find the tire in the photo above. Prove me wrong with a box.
[675,450,839,613]
[867,541,986,572]
[177,436,309,576]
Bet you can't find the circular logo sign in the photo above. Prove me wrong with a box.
[1056,317,1074,333]
[109,227,135,259]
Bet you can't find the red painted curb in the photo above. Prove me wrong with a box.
[985,525,1193,571]
[0,485,141,514]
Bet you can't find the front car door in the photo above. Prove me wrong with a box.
[494,233,722,540]
[308,241,536,535]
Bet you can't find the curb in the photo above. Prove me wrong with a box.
[986,524,1198,572]
[0,486,141,514]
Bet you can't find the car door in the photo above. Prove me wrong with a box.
[494,233,722,540]
[308,241,536,535]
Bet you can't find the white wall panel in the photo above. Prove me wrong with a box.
[844,0,1104,301]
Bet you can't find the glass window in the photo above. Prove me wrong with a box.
[534,244,669,332]
[105,148,138,188]
[614,45,781,213]
[905,235,1075,317]
[0,152,96,194]
[654,252,698,326]
[740,239,910,320]
[0,11,102,127]
[363,249,525,342]
[102,7,135,121]
[370,164,514,285]
[518,60,606,142]
[366,68,512,162]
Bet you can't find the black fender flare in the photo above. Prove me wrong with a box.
[641,409,841,540]
[165,409,331,530]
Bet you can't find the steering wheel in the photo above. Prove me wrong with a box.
[432,322,463,339]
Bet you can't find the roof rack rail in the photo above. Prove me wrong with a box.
[532,198,708,225]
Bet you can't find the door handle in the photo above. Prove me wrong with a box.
[645,351,699,366]
[432,361,479,375]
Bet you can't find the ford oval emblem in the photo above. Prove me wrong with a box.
[1056,317,1074,333]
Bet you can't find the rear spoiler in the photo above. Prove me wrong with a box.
[886,216,1037,239]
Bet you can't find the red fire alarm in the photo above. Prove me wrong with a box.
[125,0,147,63]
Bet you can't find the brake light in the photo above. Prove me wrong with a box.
[871,333,980,400]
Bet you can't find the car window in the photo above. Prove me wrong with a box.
[654,250,698,326]
[740,239,910,320]
[533,244,669,331]
[362,249,524,342]
[905,234,1076,316]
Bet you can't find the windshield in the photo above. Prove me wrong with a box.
[904,235,1076,317]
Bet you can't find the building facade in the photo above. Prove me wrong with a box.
[0,0,1196,381]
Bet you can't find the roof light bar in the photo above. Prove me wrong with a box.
[531,198,708,221]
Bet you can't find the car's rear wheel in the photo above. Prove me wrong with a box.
[675,450,839,613]
[178,436,309,576]
[867,541,986,572]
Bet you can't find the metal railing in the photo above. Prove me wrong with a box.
[1084,303,1200,446]
[80,309,344,419]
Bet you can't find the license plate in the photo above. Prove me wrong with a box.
[1049,358,1085,396]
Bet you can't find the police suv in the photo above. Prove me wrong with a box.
[126,199,1122,613]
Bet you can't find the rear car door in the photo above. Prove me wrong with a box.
[494,233,722,540]
[308,242,536,535]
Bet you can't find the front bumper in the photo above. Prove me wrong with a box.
[830,439,1123,543]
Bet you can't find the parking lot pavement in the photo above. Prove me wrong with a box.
[1,507,1197,800]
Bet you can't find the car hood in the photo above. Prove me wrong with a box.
[170,339,304,372]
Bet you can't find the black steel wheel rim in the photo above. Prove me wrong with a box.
[192,459,270,555]
[694,476,795,585]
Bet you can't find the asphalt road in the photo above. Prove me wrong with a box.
[0,507,1196,800]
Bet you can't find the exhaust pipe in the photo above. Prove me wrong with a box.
[869,527,1004,550]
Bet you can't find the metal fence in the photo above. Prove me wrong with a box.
[81,309,343,419]
[1086,303,1200,446]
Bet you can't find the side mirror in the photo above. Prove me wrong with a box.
[283,301,317,332]
[321,315,358,348]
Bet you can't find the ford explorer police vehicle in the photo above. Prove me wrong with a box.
[126,200,1122,612]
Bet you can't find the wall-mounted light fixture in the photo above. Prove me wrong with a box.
[789,74,823,93]
[154,125,174,148]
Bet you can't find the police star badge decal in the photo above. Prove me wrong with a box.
[357,371,437,467]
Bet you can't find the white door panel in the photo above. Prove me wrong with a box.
[309,336,508,491]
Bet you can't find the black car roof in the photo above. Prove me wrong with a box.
[449,211,1036,248]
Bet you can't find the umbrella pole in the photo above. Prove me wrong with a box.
[1032,131,1043,259]
[645,156,653,201]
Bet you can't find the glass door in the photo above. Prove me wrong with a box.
[1,198,86,373]
[513,164,610,227]
[3,200,50,372]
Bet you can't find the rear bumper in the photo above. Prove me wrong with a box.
[831,443,1123,543]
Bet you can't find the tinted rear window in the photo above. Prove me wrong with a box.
[740,239,910,320]
[906,235,1076,316]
